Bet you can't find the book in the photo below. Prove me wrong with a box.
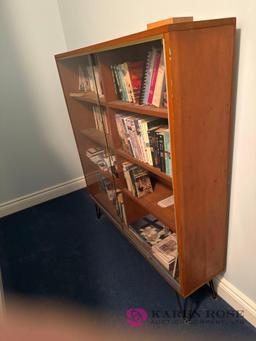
[163,129,172,176]
[155,127,167,172]
[126,61,144,103]
[152,234,178,270]
[123,162,153,198]
[147,49,161,104]
[142,49,155,104]
[152,51,165,107]
[131,167,153,198]
[140,47,166,107]
[93,65,104,96]
[148,127,160,168]
[78,65,90,91]
[117,64,129,101]
[122,63,134,102]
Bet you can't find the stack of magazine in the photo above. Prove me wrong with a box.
[129,214,178,277]
[152,234,178,276]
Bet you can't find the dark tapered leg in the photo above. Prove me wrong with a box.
[175,292,192,323]
[95,204,101,219]
[183,297,192,323]
[209,280,217,300]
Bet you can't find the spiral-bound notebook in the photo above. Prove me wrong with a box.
[141,47,166,107]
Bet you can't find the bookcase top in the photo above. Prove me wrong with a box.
[55,18,236,60]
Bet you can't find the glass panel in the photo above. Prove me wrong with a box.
[57,54,121,222]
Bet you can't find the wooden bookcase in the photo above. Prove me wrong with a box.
[55,18,236,298]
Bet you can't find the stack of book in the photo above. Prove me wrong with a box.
[129,215,178,276]
[93,105,109,134]
[111,61,144,103]
[123,162,153,198]
[115,113,171,175]
[86,147,116,174]
[152,234,178,272]
[141,47,166,107]
[78,64,104,96]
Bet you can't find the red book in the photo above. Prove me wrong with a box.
[147,51,161,104]
[126,61,144,103]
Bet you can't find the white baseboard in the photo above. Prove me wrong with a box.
[0,177,86,217]
[215,276,256,328]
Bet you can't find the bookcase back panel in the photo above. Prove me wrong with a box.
[168,24,235,296]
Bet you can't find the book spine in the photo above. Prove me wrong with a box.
[124,117,137,157]
[123,163,134,195]
[123,63,136,103]
[116,65,126,101]
[141,50,153,104]
[110,65,119,97]
[157,132,166,172]
[134,118,144,161]
[128,166,137,196]
[148,129,158,167]
[93,66,103,96]
[152,52,165,107]
[118,64,129,101]
[129,118,140,159]
[87,66,96,92]
[127,61,144,104]
[139,120,149,164]
[114,65,123,99]
[142,121,153,165]
[163,130,172,176]
[147,51,161,104]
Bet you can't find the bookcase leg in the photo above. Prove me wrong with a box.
[175,292,192,323]
[209,280,217,300]
[95,204,102,219]
[183,297,192,323]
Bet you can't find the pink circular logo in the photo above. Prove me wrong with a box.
[126,308,148,327]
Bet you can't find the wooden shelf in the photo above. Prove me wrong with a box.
[116,148,172,185]
[80,128,113,149]
[122,182,175,231]
[69,91,105,105]
[108,100,168,118]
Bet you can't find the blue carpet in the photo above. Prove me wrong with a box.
[0,189,255,339]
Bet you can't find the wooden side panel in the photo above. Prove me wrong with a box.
[169,23,236,296]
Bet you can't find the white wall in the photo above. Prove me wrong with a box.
[0,0,82,204]
[57,0,256,304]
